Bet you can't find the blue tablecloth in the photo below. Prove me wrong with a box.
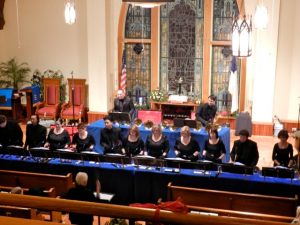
[1,155,299,205]
[87,120,231,162]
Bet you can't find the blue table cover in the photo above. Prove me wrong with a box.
[0,155,299,205]
[87,120,231,162]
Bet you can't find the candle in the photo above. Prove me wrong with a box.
[190,83,193,93]
[166,83,169,92]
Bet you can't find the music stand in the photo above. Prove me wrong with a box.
[221,163,254,175]
[109,112,131,124]
[56,149,82,162]
[100,154,130,165]
[7,145,29,159]
[80,151,101,162]
[184,119,197,129]
[165,158,190,169]
[262,167,294,179]
[132,155,164,167]
[196,160,219,171]
[173,118,185,128]
[29,147,52,163]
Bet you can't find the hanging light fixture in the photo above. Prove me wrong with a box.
[232,0,252,57]
[64,0,76,25]
[254,1,268,29]
[122,0,174,8]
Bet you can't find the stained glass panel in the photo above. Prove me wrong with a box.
[125,5,151,39]
[211,46,240,112]
[160,0,204,99]
[213,0,239,41]
[125,43,151,103]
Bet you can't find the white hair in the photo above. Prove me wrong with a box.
[75,172,88,187]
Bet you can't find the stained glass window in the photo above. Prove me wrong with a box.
[211,46,240,112]
[124,5,151,104]
[125,43,151,103]
[125,5,151,39]
[160,0,204,98]
[213,0,239,41]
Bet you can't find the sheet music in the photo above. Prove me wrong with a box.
[233,162,245,166]
[30,147,50,150]
[7,145,23,149]
[133,155,155,159]
[165,157,190,162]
[105,153,123,156]
[94,192,114,201]
[56,149,74,152]
[81,151,100,155]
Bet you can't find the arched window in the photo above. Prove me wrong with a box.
[119,0,245,112]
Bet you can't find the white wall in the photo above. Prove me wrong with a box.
[0,0,88,79]
[274,0,300,121]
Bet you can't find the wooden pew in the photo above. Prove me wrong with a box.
[0,185,56,198]
[167,182,297,219]
[0,215,63,225]
[0,193,293,225]
[0,170,74,196]
[0,205,38,219]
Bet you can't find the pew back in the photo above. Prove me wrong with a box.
[0,170,74,196]
[167,183,298,217]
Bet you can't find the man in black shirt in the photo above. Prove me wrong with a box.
[113,89,135,120]
[230,129,259,167]
[100,116,123,154]
[24,114,47,150]
[0,114,23,148]
[196,95,217,126]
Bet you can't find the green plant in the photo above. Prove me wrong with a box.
[0,58,31,89]
[149,89,166,102]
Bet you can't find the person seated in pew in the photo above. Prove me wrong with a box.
[10,186,23,195]
[145,124,169,159]
[174,126,200,161]
[202,128,226,163]
[64,172,100,225]
[44,118,71,151]
[122,124,144,157]
[100,116,123,154]
[71,123,95,153]
[230,129,259,167]
[0,114,23,148]
[24,115,47,150]
[272,129,293,168]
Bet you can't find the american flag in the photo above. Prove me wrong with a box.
[120,49,127,91]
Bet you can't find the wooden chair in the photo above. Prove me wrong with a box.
[61,78,86,122]
[35,78,61,120]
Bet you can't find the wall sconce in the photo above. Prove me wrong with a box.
[64,0,76,25]
[254,2,268,29]
[232,15,252,57]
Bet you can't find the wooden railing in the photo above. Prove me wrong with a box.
[0,193,293,225]
[167,182,297,222]
[0,170,74,196]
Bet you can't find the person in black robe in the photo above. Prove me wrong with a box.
[0,114,23,148]
[196,95,217,126]
[24,114,47,150]
[100,116,123,154]
[64,172,100,225]
[113,89,135,120]
[230,129,259,167]
[71,123,95,152]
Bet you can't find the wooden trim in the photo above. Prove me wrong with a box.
[239,58,247,112]
[252,122,273,136]
[202,0,212,100]
[118,4,127,90]
[151,7,159,90]
[210,41,231,46]
[0,193,291,225]
[124,39,152,44]
[87,111,107,123]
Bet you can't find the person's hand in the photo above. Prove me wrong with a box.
[44,143,49,148]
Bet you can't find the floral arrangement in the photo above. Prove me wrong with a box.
[149,89,166,102]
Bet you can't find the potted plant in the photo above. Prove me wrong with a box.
[0,58,31,89]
